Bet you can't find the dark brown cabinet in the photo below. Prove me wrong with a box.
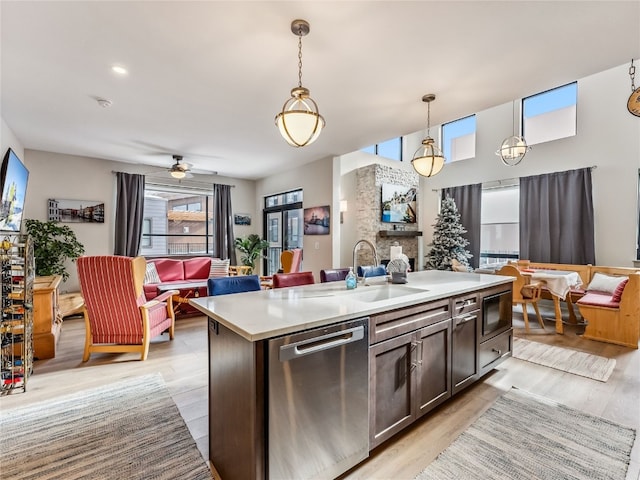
[451,310,479,394]
[369,318,451,449]
[370,285,513,450]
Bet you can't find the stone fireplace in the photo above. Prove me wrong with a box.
[353,164,421,268]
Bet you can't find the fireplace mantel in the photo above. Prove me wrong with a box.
[378,230,423,237]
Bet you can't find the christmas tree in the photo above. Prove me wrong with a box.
[424,196,472,270]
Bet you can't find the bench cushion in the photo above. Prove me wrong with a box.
[611,278,628,303]
[587,272,627,294]
[577,292,620,309]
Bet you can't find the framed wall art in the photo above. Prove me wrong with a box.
[48,198,104,223]
[381,183,417,224]
[234,213,251,225]
[303,205,330,235]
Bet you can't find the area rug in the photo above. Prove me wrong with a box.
[415,388,636,480]
[512,337,616,382]
[0,373,211,480]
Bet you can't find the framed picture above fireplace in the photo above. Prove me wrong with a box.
[381,183,416,224]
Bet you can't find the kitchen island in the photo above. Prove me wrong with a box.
[190,270,513,480]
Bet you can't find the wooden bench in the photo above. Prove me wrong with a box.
[577,269,640,349]
[513,262,640,348]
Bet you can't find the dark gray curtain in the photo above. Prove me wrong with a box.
[519,167,595,264]
[442,183,482,269]
[114,172,145,257]
[213,183,237,263]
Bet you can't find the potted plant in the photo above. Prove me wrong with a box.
[25,219,85,281]
[234,234,269,274]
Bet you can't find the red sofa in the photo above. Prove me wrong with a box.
[144,257,211,301]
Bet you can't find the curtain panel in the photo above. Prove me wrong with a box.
[442,183,482,269]
[114,172,145,257]
[213,183,237,264]
[519,167,595,264]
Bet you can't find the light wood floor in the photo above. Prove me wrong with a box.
[1,301,638,480]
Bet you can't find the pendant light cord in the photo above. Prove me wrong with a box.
[297,27,303,88]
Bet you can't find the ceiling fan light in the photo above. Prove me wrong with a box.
[170,169,186,179]
[411,138,445,177]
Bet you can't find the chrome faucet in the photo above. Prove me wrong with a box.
[352,239,379,285]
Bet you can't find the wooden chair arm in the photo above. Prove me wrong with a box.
[149,290,179,304]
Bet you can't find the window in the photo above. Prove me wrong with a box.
[141,218,152,248]
[442,115,476,162]
[523,82,577,145]
[361,137,403,161]
[479,185,519,266]
[140,184,213,257]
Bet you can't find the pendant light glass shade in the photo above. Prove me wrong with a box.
[276,87,325,147]
[411,138,445,177]
[496,100,530,166]
[412,94,446,177]
[275,19,324,147]
[497,135,529,166]
[170,170,186,179]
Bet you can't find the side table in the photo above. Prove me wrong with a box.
[33,275,63,359]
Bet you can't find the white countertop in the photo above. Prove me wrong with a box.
[190,270,512,341]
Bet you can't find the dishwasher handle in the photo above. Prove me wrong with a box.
[279,325,365,362]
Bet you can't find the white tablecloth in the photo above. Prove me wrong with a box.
[530,270,582,299]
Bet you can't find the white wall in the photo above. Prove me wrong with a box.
[1,117,24,160]
[23,149,257,293]
[411,61,640,268]
[256,156,334,281]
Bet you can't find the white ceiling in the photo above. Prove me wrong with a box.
[1,1,639,180]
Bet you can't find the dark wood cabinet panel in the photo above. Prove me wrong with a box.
[369,332,415,448]
[451,310,479,395]
[370,298,450,344]
[416,320,452,418]
[208,320,265,480]
[479,329,513,375]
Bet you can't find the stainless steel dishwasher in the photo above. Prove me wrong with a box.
[267,317,369,480]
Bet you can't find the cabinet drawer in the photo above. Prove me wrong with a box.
[479,329,512,375]
[452,292,480,316]
[370,298,450,344]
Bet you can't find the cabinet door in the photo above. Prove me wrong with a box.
[369,331,416,448]
[415,319,452,419]
[451,311,479,395]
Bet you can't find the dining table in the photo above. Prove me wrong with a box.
[521,269,583,334]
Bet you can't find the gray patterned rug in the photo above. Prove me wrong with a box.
[415,388,636,480]
[513,337,616,382]
[0,373,211,479]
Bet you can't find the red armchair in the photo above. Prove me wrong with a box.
[77,255,177,361]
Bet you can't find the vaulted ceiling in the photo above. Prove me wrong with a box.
[2,1,638,180]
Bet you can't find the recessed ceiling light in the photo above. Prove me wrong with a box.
[111,65,128,75]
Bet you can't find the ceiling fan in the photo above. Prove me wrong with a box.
[167,155,192,179]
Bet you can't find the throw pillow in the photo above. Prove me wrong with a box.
[611,278,629,303]
[144,262,161,284]
[210,258,230,278]
[587,272,628,294]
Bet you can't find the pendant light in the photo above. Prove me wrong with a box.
[411,94,446,177]
[496,100,530,166]
[275,19,325,147]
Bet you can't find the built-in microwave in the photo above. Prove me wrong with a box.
[481,289,512,341]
